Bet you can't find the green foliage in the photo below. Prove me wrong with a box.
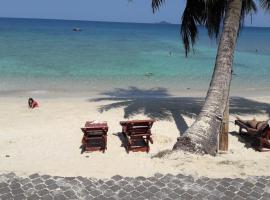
[260,0,270,10]
[151,0,267,56]
[151,0,166,12]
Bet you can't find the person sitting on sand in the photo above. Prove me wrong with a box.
[236,116,269,130]
[28,98,39,109]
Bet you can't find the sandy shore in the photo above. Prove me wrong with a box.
[0,96,270,179]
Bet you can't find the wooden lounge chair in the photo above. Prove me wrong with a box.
[235,120,270,151]
[80,121,108,153]
[120,119,155,153]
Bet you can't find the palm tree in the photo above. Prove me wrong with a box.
[151,0,270,155]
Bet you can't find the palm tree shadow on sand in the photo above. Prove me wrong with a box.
[90,87,270,139]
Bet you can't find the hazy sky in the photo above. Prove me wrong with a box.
[0,0,269,27]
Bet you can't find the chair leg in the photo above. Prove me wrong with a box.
[146,138,149,153]
[257,139,263,152]
[104,136,107,150]
[102,137,105,153]
[149,137,153,144]
[81,144,86,154]
[126,144,130,154]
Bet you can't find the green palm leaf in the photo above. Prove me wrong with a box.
[151,0,257,56]
[152,0,166,12]
[260,0,270,10]
[240,0,257,30]
[180,0,206,56]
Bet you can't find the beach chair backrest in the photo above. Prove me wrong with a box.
[131,121,152,127]
[124,121,154,135]
[129,127,150,136]
[81,127,107,137]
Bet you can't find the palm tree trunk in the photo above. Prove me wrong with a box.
[173,0,242,155]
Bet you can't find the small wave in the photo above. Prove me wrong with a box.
[27,90,48,94]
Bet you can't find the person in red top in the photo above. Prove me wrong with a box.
[28,98,39,109]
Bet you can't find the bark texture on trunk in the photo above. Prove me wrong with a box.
[173,0,242,155]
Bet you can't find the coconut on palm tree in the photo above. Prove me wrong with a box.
[151,0,270,155]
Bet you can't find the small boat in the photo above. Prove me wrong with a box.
[73,28,82,32]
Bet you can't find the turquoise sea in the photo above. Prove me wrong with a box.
[0,18,269,97]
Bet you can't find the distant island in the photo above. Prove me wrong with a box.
[158,21,171,25]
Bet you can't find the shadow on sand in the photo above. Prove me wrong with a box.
[113,132,129,153]
[90,87,270,137]
[229,131,259,150]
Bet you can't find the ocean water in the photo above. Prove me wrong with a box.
[0,18,269,97]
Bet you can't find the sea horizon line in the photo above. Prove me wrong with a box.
[0,16,269,29]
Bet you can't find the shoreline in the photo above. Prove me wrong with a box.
[1,86,270,99]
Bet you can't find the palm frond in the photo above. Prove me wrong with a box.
[152,0,259,56]
[205,0,227,38]
[239,0,257,35]
[181,0,227,56]
[181,0,257,56]
[180,0,206,56]
[151,0,165,13]
[260,0,270,10]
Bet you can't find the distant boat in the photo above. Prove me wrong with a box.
[73,28,82,32]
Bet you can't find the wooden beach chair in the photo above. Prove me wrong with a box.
[120,119,155,153]
[235,120,270,151]
[80,121,108,153]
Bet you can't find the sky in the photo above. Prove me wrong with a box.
[0,0,269,27]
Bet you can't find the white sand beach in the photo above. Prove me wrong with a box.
[0,96,270,179]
